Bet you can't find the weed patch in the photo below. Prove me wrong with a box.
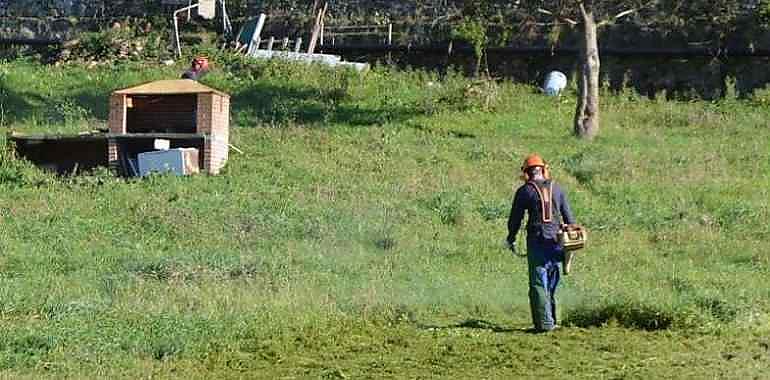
[374,236,397,251]
[559,150,613,189]
[695,296,738,323]
[423,191,466,225]
[564,302,675,331]
[422,74,501,114]
[149,339,184,361]
[129,260,187,282]
[0,146,54,188]
[0,333,57,369]
[41,301,101,321]
[226,261,264,280]
[477,201,508,221]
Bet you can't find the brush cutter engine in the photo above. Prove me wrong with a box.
[559,224,587,251]
[559,224,587,274]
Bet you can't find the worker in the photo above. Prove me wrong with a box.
[181,56,210,81]
[506,154,576,332]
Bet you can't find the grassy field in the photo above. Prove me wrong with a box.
[1,55,769,379]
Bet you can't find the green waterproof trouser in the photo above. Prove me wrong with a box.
[527,239,563,331]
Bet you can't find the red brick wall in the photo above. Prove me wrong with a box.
[107,141,118,168]
[196,93,213,134]
[108,94,126,134]
[196,93,230,174]
[107,94,125,169]
[107,91,229,175]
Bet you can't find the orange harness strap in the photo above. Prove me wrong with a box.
[528,181,554,223]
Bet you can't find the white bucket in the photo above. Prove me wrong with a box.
[543,71,567,96]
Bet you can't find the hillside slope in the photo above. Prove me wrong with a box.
[0,57,769,378]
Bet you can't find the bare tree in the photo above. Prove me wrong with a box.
[574,0,600,139]
[536,1,655,140]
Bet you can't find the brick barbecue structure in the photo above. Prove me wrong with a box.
[108,79,230,175]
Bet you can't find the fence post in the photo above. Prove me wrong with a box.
[294,37,303,53]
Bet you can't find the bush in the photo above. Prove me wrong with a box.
[58,21,171,63]
[0,145,54,188]
[452,17,488,75]
[422,71,500,114]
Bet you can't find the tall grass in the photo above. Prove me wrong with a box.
[1,55,769,377]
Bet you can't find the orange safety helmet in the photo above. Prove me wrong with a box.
[520,154,550,181]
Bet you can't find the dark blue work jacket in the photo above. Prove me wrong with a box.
[507,180,575,244]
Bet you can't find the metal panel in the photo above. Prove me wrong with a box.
[137,148,200,176]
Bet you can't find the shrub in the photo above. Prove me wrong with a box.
[59,21,171,63]
[0,145,54,188]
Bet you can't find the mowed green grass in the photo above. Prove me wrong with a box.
[1,57,769,378]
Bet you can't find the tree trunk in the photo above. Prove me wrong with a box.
[574,1,600,140]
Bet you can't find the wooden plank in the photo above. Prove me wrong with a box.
[307,2,327,54]
[106,133,207,139]
[8,133,106,142]
[247,13,267,54]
